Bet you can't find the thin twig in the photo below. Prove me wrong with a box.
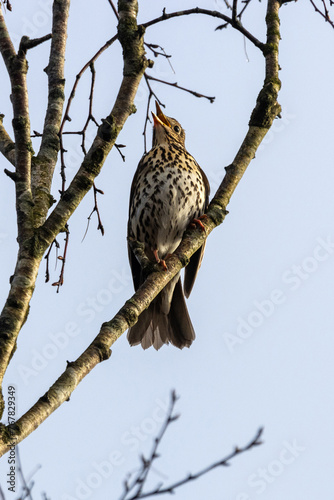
[144,42,175,73]
[52,224,70,292]
[142,74,165,152]
[79,62,100,156]
[118,390,179,500]
[17,447,34,500]
[142,72,215,151]
[59,134,67,196]
[309,0,334,27]
[232,0,238,21]
[59,34,117,136]
[1,0,12,11]
[238,0,253,19]
[134,427,264,499]
[146,74,215,102]
[119,391,264,500]
[106,0,119,19]
[115,143,126,161]
[44,238,60,283]
[82,183,105,241]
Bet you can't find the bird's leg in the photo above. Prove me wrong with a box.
[152,248,168,271]
[189,214,208,231]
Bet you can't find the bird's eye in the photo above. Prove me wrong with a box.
[173,125,180,134]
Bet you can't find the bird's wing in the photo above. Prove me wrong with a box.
[127,154,148,291]
[184,164,210,298]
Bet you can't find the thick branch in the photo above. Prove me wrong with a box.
[0,8,36,403]
[33,0,70,228]
[36,3,150,250]
[0,9,33,243]
[0,114,15,165]
[0,0,282,456]
[19,33,52,51]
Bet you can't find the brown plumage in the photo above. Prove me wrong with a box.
[127,102,210,350]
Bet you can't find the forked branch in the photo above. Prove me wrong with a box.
[119,391,263,499]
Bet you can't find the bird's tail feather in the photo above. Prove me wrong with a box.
[127,278,195,350]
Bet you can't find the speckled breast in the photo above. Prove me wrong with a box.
[129,144,206,259]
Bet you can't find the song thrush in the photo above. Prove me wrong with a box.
[127,102,210,350]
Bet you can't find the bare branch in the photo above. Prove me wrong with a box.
[115,143,126,161]
[142,8,265,51]
[120,415,263,499]
[0,8,35,396]
[59,33,118,144]
[142,73,214,152]
[34,0,70,227]
[0,0,12,11]
[17,447,34,500]
[106,0,119,19]
[119,391,180,500]
[144,42,175,73]
[0,114,15,165]
[238,0,254,19]
[52,224,70,292]
[0,13,33,242]
[142,74,164,152]
[145,74,215,103]
[19,33,52,52]
[44,238,60,283]
[82,183,105,241]
[232,0,238,21]
[309,0,334,27]
[59,62,100,197]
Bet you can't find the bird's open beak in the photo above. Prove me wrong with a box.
[152,101,171,128]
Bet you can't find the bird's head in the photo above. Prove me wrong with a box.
[152,101,186,147]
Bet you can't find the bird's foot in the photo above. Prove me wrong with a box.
[153,249,168,271]
[189,214,208,231]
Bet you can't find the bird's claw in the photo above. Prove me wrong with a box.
[189,214,208,231]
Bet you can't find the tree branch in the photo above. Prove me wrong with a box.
[309,0,334,27]
[36,4,150,251]
[33,0,70,228]
[0,8,36,408]
[0,114,15,166]
[0,0,282,456]
[0,9,33,243]
[19,33,52,52]
[145,74,215,102]
[120,390,180,500]
[119,393,263,500]
[142,8,265,51]
[106,0,119,19]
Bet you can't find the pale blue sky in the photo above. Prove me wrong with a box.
[1,1,334,499]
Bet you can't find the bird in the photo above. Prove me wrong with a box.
[127,101,210,350]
